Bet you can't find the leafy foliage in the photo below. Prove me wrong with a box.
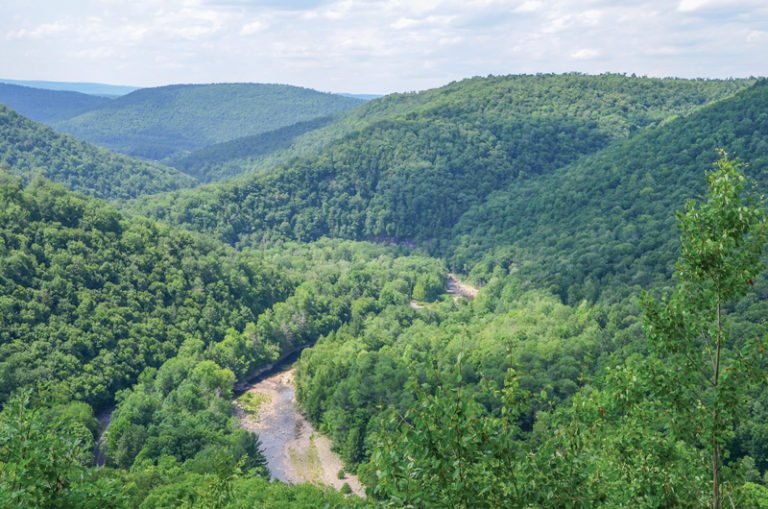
[0,388,125,508]
[0,173,289,409]
[642,153,768,507]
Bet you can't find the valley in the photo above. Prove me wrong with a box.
[2,74,768,508]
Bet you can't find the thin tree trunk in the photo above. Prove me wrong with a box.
[713,296,722,509]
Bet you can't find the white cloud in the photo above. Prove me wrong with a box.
[240,20,267,35]
[391,15,456,29]
[391,17,419,29]
[579,9,602,25]
[677,0,763,12]
[0,0,765,93]
[6,22,69,40]
[571,48,600,59]
[746,30,767,42]
[515,1,543,13]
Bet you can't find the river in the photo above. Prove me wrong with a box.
[234,365,365,497]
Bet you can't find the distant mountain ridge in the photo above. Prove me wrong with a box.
[0,78,138,96]
[168,115,338,183]
[0,83,111,123]
[52,83,365,161]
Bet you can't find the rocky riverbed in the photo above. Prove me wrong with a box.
[234,367,365,497]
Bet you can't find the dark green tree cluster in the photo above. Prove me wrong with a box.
[106,341,267,474]
[450,79,768,304]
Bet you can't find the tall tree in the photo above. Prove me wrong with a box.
[642,151,768,508]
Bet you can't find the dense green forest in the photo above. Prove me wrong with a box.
[4,73,768,508]
[448,78,768,303]
[0,83,111,122]
[168,115,338,183]
[0,172,294,410]
[52,83,364,161]
[161,74,756,187]
[0,104,197,199]
[127,74,755,252]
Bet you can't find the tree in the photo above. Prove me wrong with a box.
[642,151,768,508]
[371,363,532,508]
[0,388,125,508]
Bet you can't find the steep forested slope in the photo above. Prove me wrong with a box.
[128,74,753,250]
[448,79,768,303]
[0,83,111,122]
[0,172,290,409]
[0,104,197,199]
[53,83,364,160]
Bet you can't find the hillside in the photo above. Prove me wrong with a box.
[127,74,754,249]
[0,171,438,506]
[5,73,768,507]
[52,83,365,161]
[169,74,755,183]
[0,104,197,199]
[168,115,337,183]
[448,78,768,303]
[0,83,111,122]
[0,172,291,409]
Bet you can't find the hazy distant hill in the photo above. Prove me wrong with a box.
[52,83,365,161]
[0,83,111,123]
[0,78,138,96]
[129,73,754,251]
[168,115,338,183]
[0,104,197,199]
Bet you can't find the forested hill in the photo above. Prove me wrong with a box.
[0,104,197,199]
[165,73,756,183]
[0,172,291,410]
[127,74,754,251]
[0,83,111,122]
[168,115,337,183]
[52,83,365,161]
[0,78,138,96]
[448,78,768,303]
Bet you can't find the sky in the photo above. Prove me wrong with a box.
[2,0,767,94]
